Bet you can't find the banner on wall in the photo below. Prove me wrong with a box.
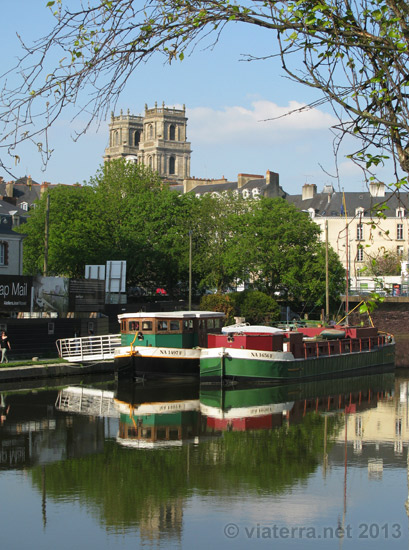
[0,275,33,311]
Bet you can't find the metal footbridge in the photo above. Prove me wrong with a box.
[56,334,121,363]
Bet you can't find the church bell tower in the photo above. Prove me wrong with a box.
[104,102,191,184]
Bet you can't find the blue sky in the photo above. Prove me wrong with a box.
[0,1,393,195]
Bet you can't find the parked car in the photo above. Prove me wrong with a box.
[155,288,168,296]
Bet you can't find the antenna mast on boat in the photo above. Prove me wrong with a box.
[325,220,329,322]
[188,230,192,311]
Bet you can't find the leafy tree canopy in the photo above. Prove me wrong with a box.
[18,164,344,310]
[17,159,196,290]
[229,197,345,306]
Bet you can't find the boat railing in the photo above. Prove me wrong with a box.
[55,334,121,362]
[302,335,387,359]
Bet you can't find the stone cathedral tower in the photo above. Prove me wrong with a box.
[104,102,191,184]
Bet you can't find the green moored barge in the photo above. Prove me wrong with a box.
[114,311,225,381]
[199,325,395,384]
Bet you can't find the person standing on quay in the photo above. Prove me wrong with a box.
[0,331,11,363]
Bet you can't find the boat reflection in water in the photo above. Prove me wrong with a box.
[114,381,208,448]
[200,369,396,432]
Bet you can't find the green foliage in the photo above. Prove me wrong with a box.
[199,293,235,323]
[18,159,198,292]
[229,197,345,306]
[190,192,249,293]
[19,165,344,309]
[231,290,280,325]
[29,411,342,529]
[17,184,99,277]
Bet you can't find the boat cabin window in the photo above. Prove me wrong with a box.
[183,319,194,331]
[158,320,168,331]
[129,321,140,331]
[121,320,126,331]
[142,321,153,331]
[214,318,222,328]
[170,320,180,331]
[207,318,214,329]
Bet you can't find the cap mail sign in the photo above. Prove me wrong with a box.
[0,276,32,311]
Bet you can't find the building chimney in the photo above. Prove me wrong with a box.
[6,181,14,198]
[302,183,317,200]
[41,182,50,196]
[265,171,280,196]
[369,182,385,197]
[237,173,263,188]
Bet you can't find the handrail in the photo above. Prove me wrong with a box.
[56,333,121,362]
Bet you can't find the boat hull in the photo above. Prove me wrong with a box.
[200,343,396,383]
[115,346,201,380]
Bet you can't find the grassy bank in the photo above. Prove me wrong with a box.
[0,358,67,368]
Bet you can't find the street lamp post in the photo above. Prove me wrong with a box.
[188,230,192,311]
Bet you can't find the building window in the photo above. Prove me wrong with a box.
[356,247,364,262]
[169,124,176,141]
[0,242,8,266]
[356,207,365,217]
[114,131,119,146]
[397,245,404,257]
[148,124,153,139]
[356,223,363,241]
[134,130,140,147]
[20,202,28,211]
[397,223,404,240]
[397,208,406,218]
[169,156,175,175]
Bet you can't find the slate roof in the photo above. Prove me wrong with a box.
[0,176,64,210]
[0,176,43,208]
[190,177,287,199]
[287,189,409,218]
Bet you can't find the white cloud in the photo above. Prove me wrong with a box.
[188,100,337,146]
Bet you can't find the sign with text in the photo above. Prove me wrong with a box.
[69,279,105,312]
[0,276,33,311]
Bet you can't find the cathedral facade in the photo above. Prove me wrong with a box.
[104,102,191,184]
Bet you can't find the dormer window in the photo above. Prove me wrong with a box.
[20,202,28,211]
[396,207,406,218]
[308,207,315,219]
[356,207,365,217]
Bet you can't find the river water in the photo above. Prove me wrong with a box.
[1,368,408,549]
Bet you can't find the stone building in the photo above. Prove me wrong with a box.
[104,103,191,184]
[287,182,409,282]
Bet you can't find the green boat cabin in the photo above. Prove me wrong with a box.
[118,311,225,349]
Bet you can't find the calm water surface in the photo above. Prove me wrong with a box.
[1,369,408,549]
